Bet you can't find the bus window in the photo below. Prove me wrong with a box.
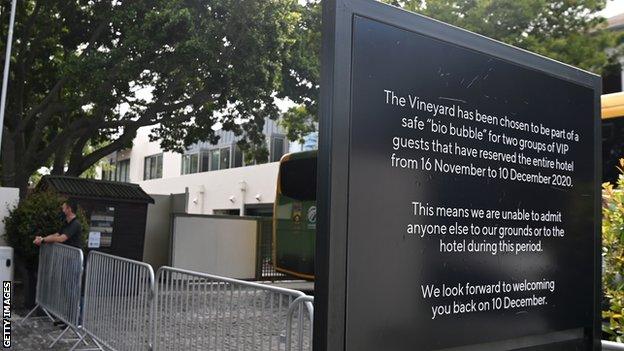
[279,157,317,201]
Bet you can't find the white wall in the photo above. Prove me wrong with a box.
[0,188,20,246]
[138,162,279,215]
[110,126,283,215]
[126,127,181,181]
[143,194,172,270]
[171,215,258,279]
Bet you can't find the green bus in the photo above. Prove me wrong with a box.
[273,150,317,280]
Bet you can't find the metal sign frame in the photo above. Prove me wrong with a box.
[315,0,602,350]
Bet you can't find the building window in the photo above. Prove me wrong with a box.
[103,159,130,182]
[181,153,199,175]
[115,159,130,182]
[213,209,241,216]
[210,149,220,171]
[220,147,231,170]
[233,145,243,168]
[200,150,210,172]
[198,146,236,172]
[144,154,163,180]
[102,167,112,181]
[271,135,286,162]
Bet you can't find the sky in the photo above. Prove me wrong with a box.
[601,0,624,18]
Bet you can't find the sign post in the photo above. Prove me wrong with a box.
[315,1,601,350]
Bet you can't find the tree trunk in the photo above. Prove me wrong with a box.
[1,130,16,188]
[51,140,69,176]
[1,129,30,198]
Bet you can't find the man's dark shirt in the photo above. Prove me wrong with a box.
[60,217,82,249]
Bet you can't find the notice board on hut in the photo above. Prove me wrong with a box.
[315,0,601,350]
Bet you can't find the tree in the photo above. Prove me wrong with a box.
[602,159,624,341]
[387,0,619,70]
[0,0,299,196]
[278,0,321,143]
[3,190,88,270]
[281,0,622,142]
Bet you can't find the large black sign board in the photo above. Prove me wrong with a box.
[315,1,601,350]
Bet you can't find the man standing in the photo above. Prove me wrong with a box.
[33,199,82,248]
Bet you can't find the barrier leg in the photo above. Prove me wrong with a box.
[71,328,89,346]
[19,304,40,325]
[92,338,105,350]
[19,305,55,326]
[69,333,104,351]
[69,334,86,351]
[42,308,54,322]
[49,326,89,347]
[49,325,70,348]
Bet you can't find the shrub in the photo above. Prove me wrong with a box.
[603,159,624,341]
[2,191,87,270]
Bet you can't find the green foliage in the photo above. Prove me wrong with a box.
[0,0,301,192]
[279,1,321,143]
[281,0,622,142]
[2,0,620,186]
[80,141,112,179]
[280,105,317,143]
[2,191,87,270]
[603,159,624,341]
[386,0,621,74]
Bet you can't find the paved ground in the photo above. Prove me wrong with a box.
[13,311,310,351]
[151,287,312,350]
[12,312,94,351]
[11,288,312,351]
[265,281,314,295]
[11,279,313,351]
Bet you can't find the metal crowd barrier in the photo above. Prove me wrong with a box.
[153,266,313,351]
[21,243,84,348]
[72,251,154,351]
[21,245,312,350]
[604,340,624,350]
[285,295,314,351]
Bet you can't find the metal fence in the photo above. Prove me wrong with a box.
[604,340,624,350]
[153,266,313,351]
[72,251,154,351]
[21,245,312,350]
[20,243,84,348]
[285,295,314,351]
[256,218,287,280]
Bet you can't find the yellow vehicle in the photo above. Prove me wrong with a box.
[602,92,624,182]
[272,151,317,280]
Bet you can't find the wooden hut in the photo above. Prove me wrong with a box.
[37,176,154,261]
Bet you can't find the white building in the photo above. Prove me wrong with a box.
[101,118,315,216]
